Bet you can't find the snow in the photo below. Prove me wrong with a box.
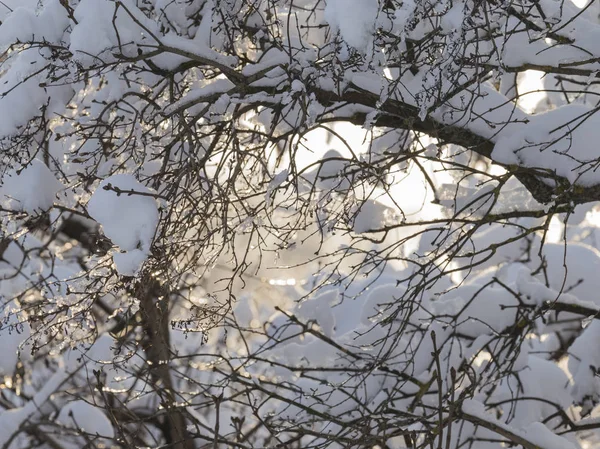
[0,159,62,214]
[161,30,238,69]
[0,46,73,138]
[3,0,600,447]
[462,400,578,449]
[87,174,159,276]
[0,1,37,23]
[324,0,379,52]
[435,281,521,338]
[493,105,600,186]
[0,366,70,447]
[164,78,235,116]
[522,422,578,449]
[441,2,465,33]
[393,0,416,31]
[297,289,337,337]
[241,48,289,77]
[70,0,145,65]
[349,198,394,233]
[112,248,151,277]
[345,51,600,190]
[0,0,68,47]
[70,0,238,70]
[300,149,351,192]
[568,320,600,404]
[265,169,289,208]
[540,242,600,307]
[359,282,405,327]
[58,400,114,439]
[494,356,572,425]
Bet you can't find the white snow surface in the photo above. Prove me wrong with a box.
[493,105,600,186]
[462,399,578,449]
[523,422,578,449]
[58,400,114,439]
[0,159,62,214]
[0,366,70,447]
[0,0,68,46]
[568,320,600,404]
[112,248,152,277]
[87,174,159,276]
[324,0,379,52]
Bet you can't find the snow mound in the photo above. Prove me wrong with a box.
[568,320,600,405]
[87,174,159,276]
[58,400,114,439]
[324,0,378,52]
[493,105,600,186]
[0,160,62,214]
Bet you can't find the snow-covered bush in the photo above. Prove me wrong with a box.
[1,0,600,448]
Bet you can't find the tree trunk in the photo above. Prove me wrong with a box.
[137,275,193,449]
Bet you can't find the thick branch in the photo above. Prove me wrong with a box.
[309,85,598,206]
